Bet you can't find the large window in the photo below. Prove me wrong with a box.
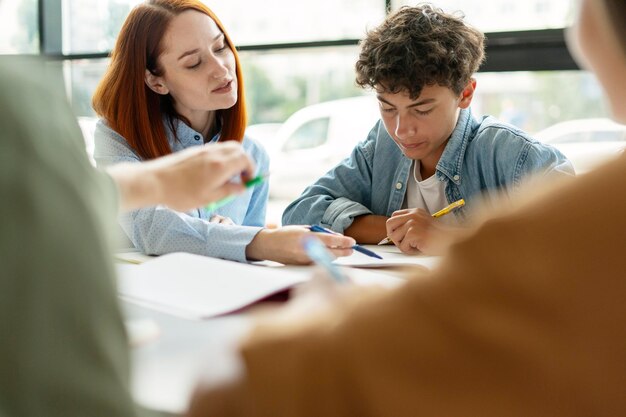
[62,0,384,53]
[472,71,607,133]
[4,0,589,126]
[63,0,139,54]
[211,0,384,45]
[240,47,364,124]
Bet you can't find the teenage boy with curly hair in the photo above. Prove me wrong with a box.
[282,4,573,254]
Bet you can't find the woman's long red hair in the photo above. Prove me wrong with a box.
[92,0,247,160]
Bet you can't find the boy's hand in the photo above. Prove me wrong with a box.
[385,208,440,255]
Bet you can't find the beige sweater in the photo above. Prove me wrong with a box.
[239,154,626,416]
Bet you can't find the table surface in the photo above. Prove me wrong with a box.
[120,246,434,414]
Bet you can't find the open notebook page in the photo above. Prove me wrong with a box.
[116,252,311,319]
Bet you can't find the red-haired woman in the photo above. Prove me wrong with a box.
[92,0,355,264]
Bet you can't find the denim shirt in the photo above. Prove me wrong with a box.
[94,118,269,262]
[282,108,574,233]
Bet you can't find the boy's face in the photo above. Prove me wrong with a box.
[376,82,474,168]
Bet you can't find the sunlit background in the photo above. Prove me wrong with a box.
[2,0,625,226]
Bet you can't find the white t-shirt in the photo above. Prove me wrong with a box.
[403,161,460,226]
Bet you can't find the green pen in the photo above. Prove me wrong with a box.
[205,173,268,212]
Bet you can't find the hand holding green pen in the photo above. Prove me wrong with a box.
[205,173,268,212]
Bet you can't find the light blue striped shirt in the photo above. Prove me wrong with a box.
[94,118,269,262]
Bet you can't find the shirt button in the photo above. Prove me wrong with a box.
[395,182,403,190]
[453,175,460,181]
[194,135,201,141]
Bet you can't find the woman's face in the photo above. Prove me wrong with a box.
[148,10,238,119]
[570,0,626,123]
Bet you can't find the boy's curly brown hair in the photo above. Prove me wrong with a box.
[355,4,485,99]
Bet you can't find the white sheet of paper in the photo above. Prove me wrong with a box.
[333,245,441,270]
[116,253,311,319]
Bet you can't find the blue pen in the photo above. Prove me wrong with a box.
[302,236,350,284]
[308,225,383,260]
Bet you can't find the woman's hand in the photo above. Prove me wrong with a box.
[245,225,356,265]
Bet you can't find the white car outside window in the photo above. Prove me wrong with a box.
[534,118,626,174]
[255,95,381,199]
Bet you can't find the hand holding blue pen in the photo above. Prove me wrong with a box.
[309,225,383,260]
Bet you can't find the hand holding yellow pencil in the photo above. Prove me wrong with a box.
[378,199,465,245]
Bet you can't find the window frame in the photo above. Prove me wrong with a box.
[29,0,577,72]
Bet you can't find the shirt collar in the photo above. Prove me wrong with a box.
[165,116,222,148]
[436,108,477,184]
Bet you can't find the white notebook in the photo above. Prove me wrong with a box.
[116,252,312,319]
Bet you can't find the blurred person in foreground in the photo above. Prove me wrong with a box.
[0,54,258,415]
[187,0,626,415]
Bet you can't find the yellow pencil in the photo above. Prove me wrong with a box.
[432,198,466,218]
[377,199,465,245]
